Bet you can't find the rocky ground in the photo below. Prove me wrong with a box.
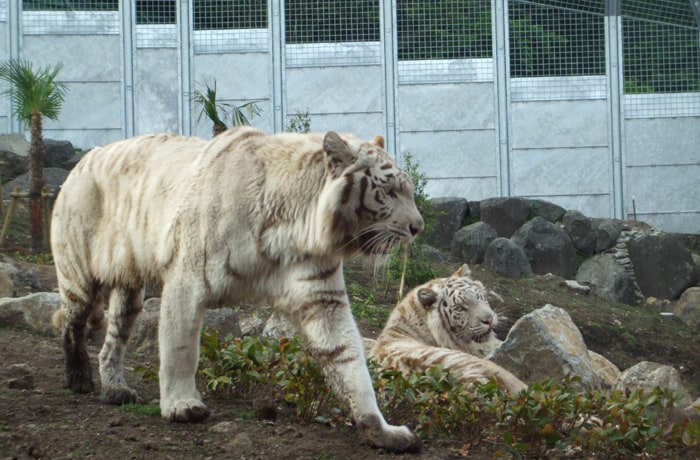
[0,209,699,459]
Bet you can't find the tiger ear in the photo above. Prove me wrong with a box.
[452,264,472,278]
[371,135,385,149]
[417,288,438,308]
[323,131,356,178]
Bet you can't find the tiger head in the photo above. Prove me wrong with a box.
[416,264,498,351]
[318,131,424,258]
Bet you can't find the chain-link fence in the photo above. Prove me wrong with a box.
[193,0,267,53]
[284,0,380,67]
[6,0,700,232]
[622,0,700,117]
[396,0,492,84]
[22,0,118,35]
[509,0,606,101]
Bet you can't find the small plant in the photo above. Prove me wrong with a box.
[193,76,262,137]
[347,283,389,328]
[133,363,158,384]
[286,110,311,133]
[197,327,699,457]
[10,251,53,265]
[198,329,340,422]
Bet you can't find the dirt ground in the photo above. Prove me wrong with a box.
[0,223,699,458]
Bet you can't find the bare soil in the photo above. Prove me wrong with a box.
[0,208,698,459]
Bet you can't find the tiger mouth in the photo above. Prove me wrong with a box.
[472,329,495,343]
[358,230,398,256]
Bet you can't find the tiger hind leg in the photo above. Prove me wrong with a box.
[60,282,99,394]
[98,286,144,405]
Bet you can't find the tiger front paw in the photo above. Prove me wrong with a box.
[358,414,422,453]
[162,399,210,423]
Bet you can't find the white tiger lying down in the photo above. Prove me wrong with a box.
[372,265,528,394]
[51,127,424,452]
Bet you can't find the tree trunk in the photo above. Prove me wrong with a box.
[28,111,46,253]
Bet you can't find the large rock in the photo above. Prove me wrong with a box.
[0,134,29,157]
[129,298,242,354]
[44,139,75,169]
[427,197,468,250]
[614,361,694,409]
[588,350,621,387]
[480,197,531,238]
[593,218,622,253]
[0,150,27,183]
[488,304,603,389]
[0,292,61,334]
[511,216,578,278]
[126,297,161,354]
[628,233,699,299]
[562,210,596,256]
[0,262,18,297]
[673,287,700,329]
[3,167,70,196]
[576,254,638,304]
[530,199,566,223]
[483,237,532,279]
[450,221,497,264]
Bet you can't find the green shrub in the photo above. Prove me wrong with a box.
[198,329,700,457]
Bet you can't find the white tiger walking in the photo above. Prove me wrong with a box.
[51,127,423,452]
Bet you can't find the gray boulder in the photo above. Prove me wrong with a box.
[593,218,622,253]
[0,150,27,183]
[576,254,638,304]
[530,199,566,223]
[511,216,578,278]
[480,197,531,238]
[614,361,694,410]
[0,134,29,157]
[488,304,603,389]
[673,287,700,329]
[427,197,468,250]
[628,233,699,299]
[450,221,497,264]
[128,298,242,354]
[44,139,75,169]
[263,312,298,338]
[0,262,18,297]
[3,167,70,196]
[562,210,596,256]
[0,292,61,334]
[483,237,532,279]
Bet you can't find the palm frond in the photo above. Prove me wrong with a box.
[0,59,68,123]
[230,100,263,127]
[192,76,228,129]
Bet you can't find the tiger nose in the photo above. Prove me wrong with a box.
[409,222,423,236]
[409,217,424,236]
[482,315,494,325]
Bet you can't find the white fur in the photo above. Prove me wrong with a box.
[51,128,423,452]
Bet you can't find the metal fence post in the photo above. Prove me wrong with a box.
[270,0,285,133]
[605,0,624,219]
[381,0,398,158]
[493,0,511,197]
[8,0,21,134]
[121,0,135,138]
[179,0,193,136]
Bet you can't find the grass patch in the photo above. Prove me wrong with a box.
[119,402,161,417]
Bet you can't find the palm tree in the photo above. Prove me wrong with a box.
[0,59,68,253]
[193,76,262,137]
